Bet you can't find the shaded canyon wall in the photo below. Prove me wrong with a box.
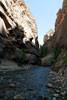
[0,0,40,65]
[41,0,67,76]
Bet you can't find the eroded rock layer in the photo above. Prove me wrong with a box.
[52,0,67,74]
[0,0,40,65]
[41,0,67,76]
[53,0,67,48]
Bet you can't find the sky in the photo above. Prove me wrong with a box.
[24,0,63,44]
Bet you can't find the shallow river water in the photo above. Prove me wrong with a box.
[0,67,53,100]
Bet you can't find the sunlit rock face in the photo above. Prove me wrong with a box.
[43,30,54,43]
[41,0,67,70]
[53,0,67,48]
[51,0,67,75]
[0,0,40,65]
[63,0,67,8]
[40,30,54,66]
[0,0,37,44]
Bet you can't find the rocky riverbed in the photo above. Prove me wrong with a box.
[0,66,52,100]
[48,71,67,100]
[0,61,67,100]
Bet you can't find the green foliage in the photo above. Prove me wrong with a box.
[40,47,48,58]
[19,48,27,63]
[54,45,61,60]
[62,58,67,65]
[51,45,61,64]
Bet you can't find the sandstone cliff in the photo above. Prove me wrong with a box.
[51,0,67,76]
[53,0,67,48]
[0,0,40,65]
[41,0,67,75]
[40,30,54,66]
[43,29,54,43]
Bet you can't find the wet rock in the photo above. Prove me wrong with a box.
[61,92,66,96]
[13,94,26,100]
[0,76,4,80]
[49,71,56,75]
[10,83,16,88]
[53,93,59,98]
[39,96,48,100]
[49,71,56,78]
[48,71,67,100]
[53,97,56,100]
[47,83,53,88]
[55,90,60,93]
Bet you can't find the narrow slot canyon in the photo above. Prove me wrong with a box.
[0,0,67,100]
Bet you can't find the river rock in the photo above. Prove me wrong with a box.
[39,96,48,100]
[53,97,56,100]
[13,94,26,100]
[47,83,53,88]
[53,93,59,98]
[61,92,66,96]
[10,83,16,88]
[55,90,60,93]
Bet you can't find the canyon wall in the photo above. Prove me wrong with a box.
[53,0,67,48]
[41,0,67,76]
[0,0,40,65]
[43,30,54,43]
[51,0,67,75]
[40,30,54,66]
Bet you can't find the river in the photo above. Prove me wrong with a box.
[0,67,53,100]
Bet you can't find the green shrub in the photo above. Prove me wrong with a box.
[19,48,27,63]
[62,58,67,65]
[54,45,61,60]
[40,47,48,58]
[51,45,61,64]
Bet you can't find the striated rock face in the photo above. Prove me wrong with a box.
[63,0,67,8]
[53,0,67,48]
[51,0,67,76]
[40,30,54,66]
[0,0,37,44]
[0,0,40,65]
[43,30,54,43]
[41,0,67,70]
